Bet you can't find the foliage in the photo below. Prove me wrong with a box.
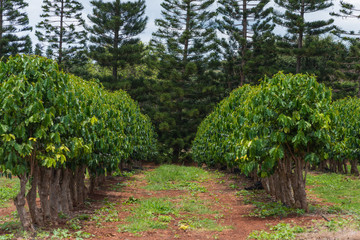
[331,98,360,165]
[0,0,32,58]
[193,72,332,171]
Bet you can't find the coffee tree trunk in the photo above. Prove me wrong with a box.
[50,168,61,221]
[60,168,71,213]
[14,174,35,231]
[262,154,308,212]
[350,160,360,176]
[26,163,42,225]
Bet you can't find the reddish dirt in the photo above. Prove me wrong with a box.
[76,166,324,240]
[0,165,330,240]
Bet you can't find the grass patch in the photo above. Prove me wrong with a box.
[307,172,360,213]
[237,190,304,218]
[177,197,217,215]
[144,165,209,191]
[118,198,178,233]
[248,223,305,240]
[0,177,19,207]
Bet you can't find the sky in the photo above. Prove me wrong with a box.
[26,0,360,44]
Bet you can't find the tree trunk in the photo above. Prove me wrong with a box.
[69,169,78,208]
[60,168,71,213]
[0,0,3,57]
[26,163,42,225]
[38,167,52,223]
[264,151,308,212]
[50,168,61,221]
[89,170,98,194]
[75,165,87,206]
[350,160,359,176]
[240,0,248,86]
[58,0,64,65]
[296,0,305,73]
[14,174,35,231]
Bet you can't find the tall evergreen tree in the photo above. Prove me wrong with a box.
[87,0,147,83]
[331,1,360,97]
[331,0,360,35]
[150,0,218,159]
[0,0,32,58]
[35,0,86,66]
[152,0,217,72]
[217,0,275,86]
[274,0,334,73]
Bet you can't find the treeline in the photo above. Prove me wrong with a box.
[2,0,360,160]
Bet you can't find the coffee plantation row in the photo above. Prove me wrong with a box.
[0,55,157,230]
[193,73,360,212]
[2,56,360,230]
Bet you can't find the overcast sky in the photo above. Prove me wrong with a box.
[26,0,360,44]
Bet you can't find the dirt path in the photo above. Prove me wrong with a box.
[73,165,321,240]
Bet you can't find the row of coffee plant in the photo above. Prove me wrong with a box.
[0,55,157,230]
[193,72,360,211]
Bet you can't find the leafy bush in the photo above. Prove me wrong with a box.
[193,72,333,210]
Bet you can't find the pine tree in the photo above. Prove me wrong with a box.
[152,0,217,72]
[35,0,86,66]
[217,0,275,86]
[150,0,218,159]
[87,0,147,83]
[331,1,360,36]
[331,1,360,97]
[0,0,32,58]
[274,0,334,73]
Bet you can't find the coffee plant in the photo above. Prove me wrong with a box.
[193,72,333,211]
[0,55,157,230]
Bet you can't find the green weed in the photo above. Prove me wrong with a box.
[123,196,140,205]
[0,234,15,240]
[112,170,136,178]
[247,223,305,240]
[51,228,72,239]
[91,201,119,226]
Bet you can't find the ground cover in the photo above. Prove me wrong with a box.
[0,165,359,239]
